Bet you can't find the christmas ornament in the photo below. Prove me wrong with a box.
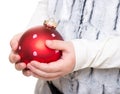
[16,19,63,64]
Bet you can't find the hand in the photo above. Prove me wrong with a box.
[27,40,76,80]
[9,33,32,76]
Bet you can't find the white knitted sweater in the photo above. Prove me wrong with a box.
[28,0,120,94]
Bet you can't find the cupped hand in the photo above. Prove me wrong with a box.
[27,40,76,80]
[9,33,32,76]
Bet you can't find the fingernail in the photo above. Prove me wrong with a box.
[27,63,32,68]
[30,61,37,65]
[46,40,52,46]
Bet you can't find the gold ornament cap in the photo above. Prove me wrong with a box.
[44,19,57,29]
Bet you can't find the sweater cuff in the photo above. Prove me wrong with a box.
[71,39,88,71]
[71,37,120,71]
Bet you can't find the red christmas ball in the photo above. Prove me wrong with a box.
[16,20,63,64]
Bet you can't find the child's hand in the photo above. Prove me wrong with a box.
[9,33,32,76]
[9,34,76,80]
[27,40,76,80]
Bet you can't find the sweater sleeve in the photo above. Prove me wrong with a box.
[27,0,48,28]
[71,36,120,71]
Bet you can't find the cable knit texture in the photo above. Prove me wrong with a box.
[33,0,120,94]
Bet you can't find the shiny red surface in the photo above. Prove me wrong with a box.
[17,25,63,64]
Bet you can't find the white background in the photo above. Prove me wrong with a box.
[0,0,40,94]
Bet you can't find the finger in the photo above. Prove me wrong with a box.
[22,68,32,77]
[10,33,23,50]
[45,40,69,51]
[10,40,18,51]
[29,61,63,73]
[9,52,20,63]
[32,73,61,81]
[27,63,62,78]
[15,62,26,71]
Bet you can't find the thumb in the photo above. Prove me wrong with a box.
[45,40,67,51]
